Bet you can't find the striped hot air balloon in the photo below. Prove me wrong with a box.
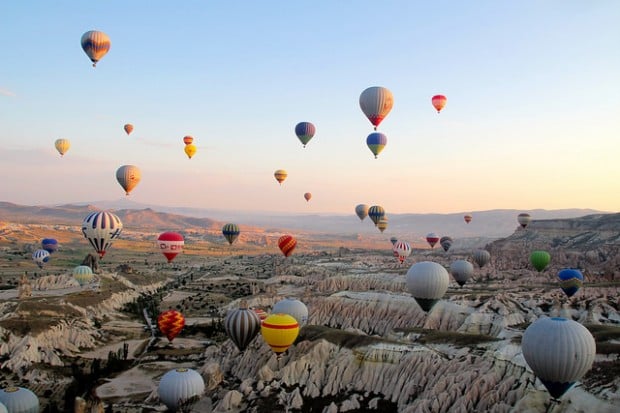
[440,236,453,252]
[157,232,184,263]
[81,211,123,258]
[278,235,296,257]
[450,260,474,287]
[72,265,94,286]
[80,30,111,67]
[359,86,394,130]
[32,249,50,269]
[406,261,450,312]
[368,205,385,226]
[224,303,261,352]
[183,135,194,145]
[393,241,411,264]
[157,310,185,342]
[557,269,584,297]
[294,122,316,148]
[158,368,205,411]
[222,223,240,245]
[54,139,70,157]
[274,169,288,185]
[377,217,388,233]
[366,132,387,159]
[253,308,268,323]
[530,250,551,272]
[261,313,300,355]
[432,95,447,113]
[473,249,491,268]
[0,387,39,413]
[116,165,141,195]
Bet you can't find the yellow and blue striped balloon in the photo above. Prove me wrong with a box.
[366,132,387,159]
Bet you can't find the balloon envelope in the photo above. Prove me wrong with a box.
[368,205,385,226]
[557,269,584,297]
[73,265,94,286]
[123,124,133,135]
[0,387,39,413]
[54,139,70,157]
[157,232,184,263]
[41,238,58,254]
[518,213,531,228]
[184,144,197,159]
[355,204,369,221]
[426,233,440,248]
[225,305,261,352]
[389,236,398,246]
[222,223,240,245]
[530,251,551,272]
[464,214,472,224]
[439,236,453,252]
[377,217,388,233]
[366,132,387,159]
[116,165,141,195]
[294,122,316,147]
[272,298,309,327]
[32,249,50,269]
[157,310,185,342]
[274,169,287,184]
[278,235,296,257]
[183,135,194,145]
[406,261,450,312]
[81,211,123,258]
[432,95,447,113]
[393,240,411,264]
[450,260,474,286]
[158,368,205,411]
[304,192,312,202]
[473,249,491,268]
[359,86,394,129]
[261,313,300,354]
[81,30,111,67]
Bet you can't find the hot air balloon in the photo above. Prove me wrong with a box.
[355,204,369,221]
[393,241,411,264]
[224,302,261,352]
[521,317,595,399]
[157,232,184,263]
[261,313,300,355]
[366,132,387,159]
[81,211,123,258]
[464,214,472,224]
[405,261,450,312]
[426,233,440,249]
[32,249,50,269]
[274,169,288,185]
[473,249,491,268]
[158,368,205,411]
[557,269,584,297]
[157,310,185,342]
[222,223,240,245]
[377,217,388,233]
[81,30,111,67]
[304,192,312,202]
[54,138,70,157]
[278,235,296,257]
[72,265,94,286]
[440,236,453,252]
[183,135,194,145]
[530,250,551,272]
[0,387,39,413]
[389,236,398,246]
[368,205,385,226]
[295,122,316,148]
[41,238,58,254]
[116,165,141,195]
[359,86,394,130]
[184,143,197,159]
[518,213,531,228]
[253,308,268,323]
[450,260,474,287]
[272,298,309,327]
[123,124,133,135]
[431,95,447,113]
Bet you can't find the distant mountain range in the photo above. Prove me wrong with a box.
[0,200,610,242]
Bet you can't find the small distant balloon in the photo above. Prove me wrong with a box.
[81,30,111,67]
[304,192,312,202]
[295,122,316,148]
[389,236,398,246]
[464,214,472,224]
[440,236,453,252]
[530,250,551,272]
[73,265,94,286]
[274,169,288,185]
[278,234,296,257]
[157,232,184,263]
[359,86,394,130]
[368,205,385,226]
[473,249,491,268]
[123,124,134,135]
[557,268,584,297]
[32,249,50,269]
[393,240,411,264]
[366,132,387,159]
[54,139,70,157]
[450,260,474,287]
[116,165,141,195]
[355,204,369,221]
[377,217,388,233]
[183,136,194,145]
[426,233,440,249]
[518,213,531,228]
[431,95,447,113]
[222,223,240,245]
[41,238,58,254]
[184,144,197,159]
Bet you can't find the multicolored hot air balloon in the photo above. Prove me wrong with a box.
[464,214,472,224]
[157,310,185,342]
[393,240,411,264]
[473,249,491,268]
[522,317,595,399]
[355,204,369,221]
[440,236,453,252]
[272,298,309,327]
[518,213,531,228]
[183,135,194,145]
[530,250,551,272]
[368,205,385,226]
[0,387,39,413]
[295,122,316,148]
[406,261,450,312]
[278,235,296,257]
[41,238,58,254]
[222,223,240,245]
[54,139,70,157]
[225,302,261,352]
[157,232,184,263]
[431,95,447,113]
[426,233,440,249]
[377,217,388,233]
[366,132,387,159]
[32,249,50,269]
[72,265,94,286]
[261,313,300,355]
[116,165,141,196]
[81,211,123,258]
[274,169,287,185]
[359,86,394,130]
[123,124,133,135]
[81,30,111,67]
[184,143,197,159]
[450,260,474,287]
[557,269,584,297]
[158,368,205,411]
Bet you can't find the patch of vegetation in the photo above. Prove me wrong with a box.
[298,325,399,349]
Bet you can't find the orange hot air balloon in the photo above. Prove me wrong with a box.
[261,313,300,355]
[304,192,312,202]
[278,235,296,257]
[124,124,134,135]
[432,95,447,113]
[183,135,194,145]
[157,310,185,342]
[464,214,472,224]
[274,169,287,185]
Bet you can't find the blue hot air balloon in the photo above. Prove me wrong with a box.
[366,132,387,159]
[41,238,59,254]
[557,269,584,297]
[294,122,316,148]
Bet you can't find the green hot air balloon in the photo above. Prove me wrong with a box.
[530,251,551,272]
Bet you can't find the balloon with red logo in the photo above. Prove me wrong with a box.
[157,232,184,263]
[278,235,297,257]
[157,310,185,342]
[426,233,440,248]
[359,86,394,130]
[431,95,447,113]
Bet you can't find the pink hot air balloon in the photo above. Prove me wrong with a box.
[432,95,447,113]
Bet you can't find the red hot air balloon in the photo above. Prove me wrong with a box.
[432,95,447,113]
[157,232,184,263]
[183,136,194,145]
[157,310,185,342]
[278,235,297,257]
[426,233,440,248]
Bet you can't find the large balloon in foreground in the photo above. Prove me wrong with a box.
[426,233,440,249]
[522,317,595,399]
[81,211,123,258]
[450,260,474,287]
[54,138,70,157]
[32,249,50,269]
[406,261,450,312]
[81,30,111,67]
[274,169,288,185]
[368,205,385,226]
[473,249,491,268]
[225,302,261,352]
[393,240,411,264]
[157,232,184,263]
[518,213,531,228]
[157,310,185,342]
[530,250,551,272]
[158,368,205,411]
[431,95,447,113]
[261,313,300,355]
[41,238,58,254]
[295,122,316,148]
[366,132,387,159]
[222,223,240,245]
[273,298,309,327]
[557,268,584,297]
[123,124,133,135]
[73,265,94,286]
[278,235,296,257]
[0,387,39,413]
[439,236,453,252]
[304,192,312,202]
[355,204,369,221]
[359,86,394,130]
[464,214,472,224]
[184,143,197,159]
[116,165,141,196]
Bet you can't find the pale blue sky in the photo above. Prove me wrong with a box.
[1,1,619,214]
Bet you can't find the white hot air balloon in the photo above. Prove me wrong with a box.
[359,86,394,130]
[32,249,50,269]
[116,165,141,196]
[393,240,412,264]
[405,261,449,312]
[73,265,94,286]
[449,260,474,287]
[0,387,39,413]
[518,213,532,228]
[522,317,595,399]
[158,368,205,411]
[0,401,6,413]
[81,211,123,258]
[272,298,309,327]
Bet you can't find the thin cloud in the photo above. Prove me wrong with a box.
[0,88,16,97]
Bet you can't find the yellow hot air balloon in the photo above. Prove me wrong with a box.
[274,169,287,185]
[261,313,299,355]
[116,165,141,195]
[184,144,197,159]
[81,30,111,67]
[54,139,70,157]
